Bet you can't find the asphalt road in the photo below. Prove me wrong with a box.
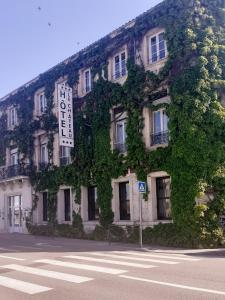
[0,233,225,300]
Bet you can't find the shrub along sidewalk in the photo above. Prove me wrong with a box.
[26,222,225,249]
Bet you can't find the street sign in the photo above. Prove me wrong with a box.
[138,181,146,193]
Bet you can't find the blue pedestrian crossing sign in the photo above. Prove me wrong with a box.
[138,181,146,193]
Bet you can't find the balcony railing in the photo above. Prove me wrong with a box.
[151,131,169,146]
[60,157,71,167]
[0,164,29,181]
[114,142,127,153]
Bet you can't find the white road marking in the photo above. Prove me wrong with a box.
[3,264,93,283]
[113,251,200,261]
[120,275,225,296]
[36,259,127,275]
[0,275,51,295]
[0,255,25,261]
[64,255,156,268]
[91,253,177,265]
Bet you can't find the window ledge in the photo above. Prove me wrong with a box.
[149,143,168,151]
[148,56,168,67]
[111,75,127,84]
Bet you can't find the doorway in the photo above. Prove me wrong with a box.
[8,195,23,233]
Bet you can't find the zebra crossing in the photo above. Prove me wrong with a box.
[0,250,201,295]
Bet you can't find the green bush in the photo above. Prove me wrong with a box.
[126,225,139,243]
[89,225,107,241]
[108,224,126,242]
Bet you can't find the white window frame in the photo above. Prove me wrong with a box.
[115,120,127,145]
[60,146,71,158]
[152,109,169,134]
[39,93,47,114]
[8,107,17,129]
[84,69,92,93]
[114,51,127,80]
[149,31,167,64]
[153,109,168,134]
[40,143,48,163]
[10,149,18,166]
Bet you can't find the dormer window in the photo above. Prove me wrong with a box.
[149,32,167,64]
[39,93,47,114]
[114,52,126,80]
[84,69,92,93]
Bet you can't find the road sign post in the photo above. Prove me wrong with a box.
[138,181,146,249]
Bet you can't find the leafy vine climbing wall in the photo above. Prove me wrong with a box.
[0,0,225,246]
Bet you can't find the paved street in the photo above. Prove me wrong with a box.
[0,234,225,300]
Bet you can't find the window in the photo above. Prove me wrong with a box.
[40,143,48,170]
[40,144,48,163]
[10,150,18,166]
[151,110,169,145]
[149,32,167,64]
[8,195,22,227]
[119,182,130,220]
[60,146,71,166]
[84,69,92,93]
[64,189,71,221]
[114,107,127,153]
[8,149,20,177]
[88,187,99,221]
[114,52,126,79]
[43,192,48,222]
[8,107,17,128]
[39,93,47,113]
[156,177,171,220]
[115,120,127,153]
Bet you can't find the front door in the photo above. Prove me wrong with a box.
[8,195,23,233]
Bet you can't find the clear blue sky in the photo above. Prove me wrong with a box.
[0,0,162,98]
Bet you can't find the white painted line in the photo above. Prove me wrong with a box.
[91,253,177,265]
[0,255,25,261]
[64,255,156,268]
[120,275,225,297]
[0,275,52,295]
[36,259,127,275]
[113,251,200,262]
[3,264,93,284]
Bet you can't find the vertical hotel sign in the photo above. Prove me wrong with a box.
[58,83,74,147]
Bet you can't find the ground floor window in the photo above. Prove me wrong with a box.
[119,181,130,220]
[43,192,48,222]
[156,176,171,220]
[88,187,99,221]
[64,189,71,221]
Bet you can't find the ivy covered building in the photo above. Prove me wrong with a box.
[0,0,225,246]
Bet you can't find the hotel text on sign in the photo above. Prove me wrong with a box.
[58,83,74,147]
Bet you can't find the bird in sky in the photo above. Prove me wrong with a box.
[37,6,41,11]
[48,22,52,26]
